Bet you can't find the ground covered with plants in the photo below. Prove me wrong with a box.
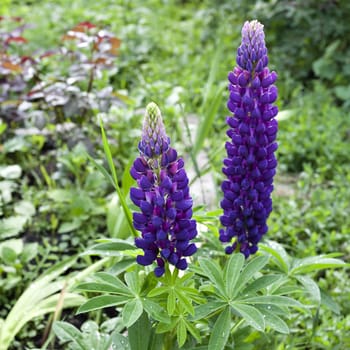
[0,1,349,349]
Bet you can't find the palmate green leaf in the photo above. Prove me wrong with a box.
[231,303,265,332]
[198,257,226,297]
[233,255,269,298]
[208,306,231,350]
[53,321,86,350]
[290,255,347,275]
[77,295,127,314]
[122,298,143,327]
[224,253,245,299]
[127,311,150,350]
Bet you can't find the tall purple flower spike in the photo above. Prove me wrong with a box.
[130,102,197,277]
[220,20,278,258]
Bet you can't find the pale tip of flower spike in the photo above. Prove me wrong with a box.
[139,102,170,159]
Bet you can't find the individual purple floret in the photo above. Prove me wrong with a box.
[220,20,278,258]
[130,102,197,277]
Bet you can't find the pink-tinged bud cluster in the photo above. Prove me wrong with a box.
[220,20,278,257]
[130,103,197,277]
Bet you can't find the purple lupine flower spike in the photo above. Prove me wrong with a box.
[130,102,197,277]
[220,20,278,258]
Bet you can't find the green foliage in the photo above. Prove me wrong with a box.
[0,1,349,349]
[0,256,107,350]
[53,319,127,350]
[248,0,350,98]
[277,84,350,178]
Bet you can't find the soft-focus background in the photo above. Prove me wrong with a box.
[1,0,349,348]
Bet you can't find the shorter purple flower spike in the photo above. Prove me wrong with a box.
[220,20,278,258]
[130,102,197,277]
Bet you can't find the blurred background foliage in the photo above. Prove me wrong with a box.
[1,0,350,349]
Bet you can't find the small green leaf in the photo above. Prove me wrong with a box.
[183,319,201,343]
[260,241,290,274]
[241,295,302,307]
[262,309,289,334]
[14,200,35,217]
[108,258,136,275]
[224,253,245,299]
[241,275,282,295]
[233,255,269,297]
[143,299,170,324]
[177,319,187,348]
[147,286,169,298]
[198,258,225,297]
[156,318,178,334]
[320,290,341,315]
[290,256,347,275]
[123,298,143,327]
[167,290,176,315]
[0,216,27,239]
[53,321,86,350]
[208,306,231,350]
[74,282,131,296]
[191,301,226,321]
[1,246,17,264]
[175,290,194,316]
[83,240,137,256]
[77,295,126,314]
[95,272,131,289]
[125,271,140,295]
[296,275,321,304]
[111,333,131,350]
[231,303,265,331]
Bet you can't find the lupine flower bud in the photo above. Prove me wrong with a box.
[220,20,278,258]
[130,102,197,277]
